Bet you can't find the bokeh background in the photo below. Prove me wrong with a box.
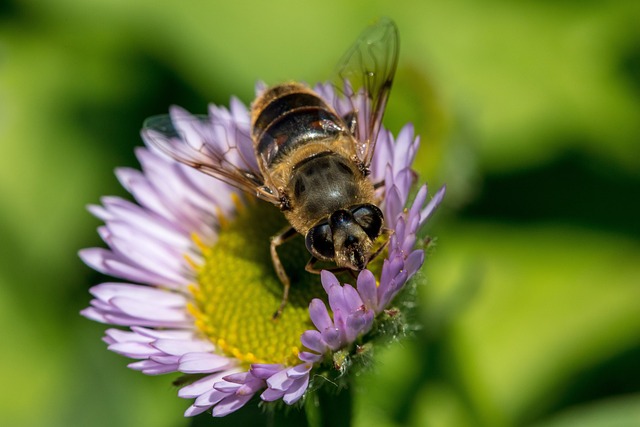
[2,0,639,426]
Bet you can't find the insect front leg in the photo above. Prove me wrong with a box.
[270,226,298,320]
[305,256,351,275]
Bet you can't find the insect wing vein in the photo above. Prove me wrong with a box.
[141,109,278,203]
[330,17,399,168]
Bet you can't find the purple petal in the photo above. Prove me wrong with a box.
[420,185,446,227]
[150,355,180,364]
[369,129,393,182]
[127,359,179,375]
[153,338,215,356]
[89,309,188,328]
[108,341,161,358]
[223,372,252,384]
[409,185,428,222]
[287,364,312,379]
[184,404,210,417]
[130,326,193,340]
[179,352,232,373]
[308,299,333,332]
[300,330,328,353]
[283,375,310,404]
[212,394,254,417]
[298,352,323,363]
[330,308,347,339]
[401,234,418,256]
[80,307,108,323]
[356,270,378,311]
[266,369,293,391]
[87,203,110,220]
[179,371,233,398]
[212,381,241,393]
[385,185,403,228]
[378,269,409,310]
[114,168,176,224]
[393,217,407,247]
[110,297,189,323]
[393,168,413,203]
[261,387,285,402]
[105,328,152,343]
[345,312,367,342]
[90,283,187,306]
[405,250,425,277]
[194,388,226,407]
[393,124,415,171]
[250,364,284,380]
[80,248,184,288]
[342,284,364,312]
[321,331,342,351]
[326,283,348,315]
[380,256,403,292]
[320,270,340,294]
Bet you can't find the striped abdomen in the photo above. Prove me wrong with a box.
[250,83,345,168]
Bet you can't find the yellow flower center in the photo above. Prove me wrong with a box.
[189,197,325,367]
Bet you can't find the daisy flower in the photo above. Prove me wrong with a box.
[81,82,445,418]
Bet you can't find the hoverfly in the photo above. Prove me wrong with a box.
[143,18,399,318]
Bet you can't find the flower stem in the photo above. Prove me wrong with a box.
[305,385,353,427]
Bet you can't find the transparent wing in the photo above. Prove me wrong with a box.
[141,106,280,205]
[330,17,399,167]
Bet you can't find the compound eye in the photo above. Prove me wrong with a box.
[305,222,334,260]
[351,204,383,240]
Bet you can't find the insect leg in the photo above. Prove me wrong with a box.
[270,226,298,320]
[305,256,351,275]
[373,180,385,190]
[304,256,320,274]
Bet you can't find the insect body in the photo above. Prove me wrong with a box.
[251,82,382,268]
[143,18,399,318]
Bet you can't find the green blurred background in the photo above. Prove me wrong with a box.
[2,0,639,426]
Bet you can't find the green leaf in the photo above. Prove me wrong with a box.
[425,223,640,425]
[528,394,640,427]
